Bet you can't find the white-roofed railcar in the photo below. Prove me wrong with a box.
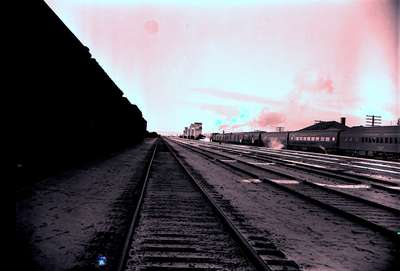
[338,126,400,159]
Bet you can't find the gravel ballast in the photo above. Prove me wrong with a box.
[167,138,399,271]
[16,138,157,271]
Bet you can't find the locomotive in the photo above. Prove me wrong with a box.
[210,121,400,159]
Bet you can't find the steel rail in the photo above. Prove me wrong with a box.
[207,143,400,191]
[192,141,400,193]
[177,140,400,214]
[234,148,399,187]
[172,139,400,242]
[117,141,158,271]
[163,138,276,271]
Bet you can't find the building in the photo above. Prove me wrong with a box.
[182,122,202,139]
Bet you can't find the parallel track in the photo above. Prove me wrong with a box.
[171,139,400,242]
[193,141,400,202]
[203,143,400,191]
[118,139,300,271]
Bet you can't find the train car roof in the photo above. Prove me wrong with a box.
[342,125,400,133]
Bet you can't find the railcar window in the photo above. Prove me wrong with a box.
[395,138,398,144]
[390,138,393,144]
[385,137,388,143]
[316,137,320,141]
[332,137,336,141]
[380,138,383,143]
[326,137,330,142]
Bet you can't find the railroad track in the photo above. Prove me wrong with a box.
[202,143,400,191]
[187,141,400,194]
[170,139,400,242]
[118,139,300,271]
[189,142,400,209]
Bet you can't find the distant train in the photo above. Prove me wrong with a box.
[211,122,400,160]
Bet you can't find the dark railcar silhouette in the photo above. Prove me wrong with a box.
[13,0,147,186]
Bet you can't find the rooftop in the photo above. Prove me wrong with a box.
[300,121,348,131]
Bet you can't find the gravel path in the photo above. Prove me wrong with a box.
[16,139,157,271]
[167,138,399,271]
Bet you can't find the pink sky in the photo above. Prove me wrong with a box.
[45,0,399,134]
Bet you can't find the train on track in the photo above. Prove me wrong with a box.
[211,119,400,159]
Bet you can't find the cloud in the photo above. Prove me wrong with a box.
[294,70,334,93]
[248,109,286,129]
[199,103,239,118]
[192,88,282,106]
[216,108,285,132]
[46,0,399,131]
[218,123,247,131]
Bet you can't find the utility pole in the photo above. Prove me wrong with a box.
[366,115,382,127]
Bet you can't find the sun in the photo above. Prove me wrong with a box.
[144,20,159,34]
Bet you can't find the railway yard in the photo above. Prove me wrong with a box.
[16,137,400,271]
[15,2,400,270]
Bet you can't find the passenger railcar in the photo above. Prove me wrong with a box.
[210,122,400,160]
[211,131,263,146]
[241,131,263,146]
[287,129,341,153]
[261,132,289,149]
[339,126,400,159]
